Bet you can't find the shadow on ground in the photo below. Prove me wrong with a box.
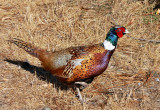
[5,59,69,91]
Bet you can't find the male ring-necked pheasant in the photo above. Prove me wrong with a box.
[9,25,129,103]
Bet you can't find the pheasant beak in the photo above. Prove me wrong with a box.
[124,29,129,34]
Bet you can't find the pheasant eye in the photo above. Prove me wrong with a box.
[116,29,121,32]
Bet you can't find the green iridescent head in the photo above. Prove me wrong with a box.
[106,25,129,46]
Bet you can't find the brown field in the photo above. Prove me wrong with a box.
[0,0,160,109]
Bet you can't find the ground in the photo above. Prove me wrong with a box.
[0,0,160,109]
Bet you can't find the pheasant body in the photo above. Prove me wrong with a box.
[9,25,129,103]
[51,44,114,83]
[16,42,114,83]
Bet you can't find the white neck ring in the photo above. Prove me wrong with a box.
[103,40,115,50]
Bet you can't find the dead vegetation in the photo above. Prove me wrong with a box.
[0,0,160,109]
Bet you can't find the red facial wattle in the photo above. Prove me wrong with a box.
[115,27,126,38]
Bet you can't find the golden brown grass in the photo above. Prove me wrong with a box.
[0,0,160,109]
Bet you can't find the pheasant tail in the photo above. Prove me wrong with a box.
[9,38,46,59]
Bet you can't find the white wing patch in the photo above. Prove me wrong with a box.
[62,59,85,78]
[71,59,84,69]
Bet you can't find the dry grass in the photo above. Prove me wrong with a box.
[0,0,160,109]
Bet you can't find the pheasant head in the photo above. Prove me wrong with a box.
[103,25,129,50]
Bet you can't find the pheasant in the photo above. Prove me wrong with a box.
[9,25,129,103]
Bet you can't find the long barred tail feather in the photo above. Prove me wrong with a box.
[8,38,44,58]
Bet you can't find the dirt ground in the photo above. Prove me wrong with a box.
[0,0,160,109]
